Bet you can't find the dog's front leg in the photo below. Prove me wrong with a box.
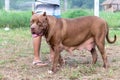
[51,46,60,73]
[58,54,64,67]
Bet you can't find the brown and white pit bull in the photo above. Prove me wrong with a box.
[30,12,116,73]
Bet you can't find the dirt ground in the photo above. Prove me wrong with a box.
[0,42,120,80]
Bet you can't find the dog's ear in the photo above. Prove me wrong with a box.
[43,12,47,20]
[32,11,35,15]
[43,12,46,16]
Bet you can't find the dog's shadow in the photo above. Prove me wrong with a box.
[62,50,92,67]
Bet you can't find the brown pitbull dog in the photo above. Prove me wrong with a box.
[30,12,116,73]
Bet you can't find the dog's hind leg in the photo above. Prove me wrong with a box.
[95,36,109,68]
[90,48,98,64]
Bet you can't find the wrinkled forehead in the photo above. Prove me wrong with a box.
[31,14,39,21]
[31,14,45,22]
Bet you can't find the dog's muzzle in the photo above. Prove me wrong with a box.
[31,27,44,37]
[31,28,36,34]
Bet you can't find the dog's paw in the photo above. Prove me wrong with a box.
[48,70,54,74]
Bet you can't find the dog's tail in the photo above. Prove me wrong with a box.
[106,26,117,44]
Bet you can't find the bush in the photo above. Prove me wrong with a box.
[62,9,93,18]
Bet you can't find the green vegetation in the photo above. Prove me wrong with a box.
[0,74,3,80]
[0,10,31,28]
[0,9,120,28]
[0,0,4,9]
[62,9,120,28]
[100,12,120,28]
[62,9,93,18]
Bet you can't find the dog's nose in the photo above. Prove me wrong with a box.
[31,27,34,29]
[31,28,35,33]
[31,27,35,31]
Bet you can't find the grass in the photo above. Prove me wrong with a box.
[107,29,120,45]
[0,9,120,28]
[100,12,120,28]
[61,65,97,80]
[62,9,120,28]
[0,10,31,28]
[0,74,4,80]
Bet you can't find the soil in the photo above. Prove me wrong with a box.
[0,43,120,80]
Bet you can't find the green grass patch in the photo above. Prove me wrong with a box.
[62,9,93,18]
[0,10,31,28]
[0,59,16,65]
[61,65,97,80]
[100,12,120,28]
[0,74,4,80]
[108,29,120,45]
[0,27,49,56]
[0,9,120,28]
[62,9,120,28]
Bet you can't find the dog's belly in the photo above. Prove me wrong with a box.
[60,38,95,54]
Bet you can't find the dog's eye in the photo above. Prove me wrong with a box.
[30,21,33,26]
[30,20,34,24]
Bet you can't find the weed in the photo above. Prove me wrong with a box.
[78,65,96,76]
[107,69,114,78]
[0,74,3,80]
[0,60,7,65]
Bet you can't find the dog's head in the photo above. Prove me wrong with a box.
[30,12,49,36]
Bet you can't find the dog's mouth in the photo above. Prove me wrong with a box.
[31,31,36,34]
[31,28,36,34]
[31,29,44,36]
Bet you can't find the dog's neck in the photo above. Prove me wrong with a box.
[43,17,49,39]
[43,15,58,43]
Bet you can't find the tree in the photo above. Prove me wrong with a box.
[66,0,105,9]
[0,0,4,9]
